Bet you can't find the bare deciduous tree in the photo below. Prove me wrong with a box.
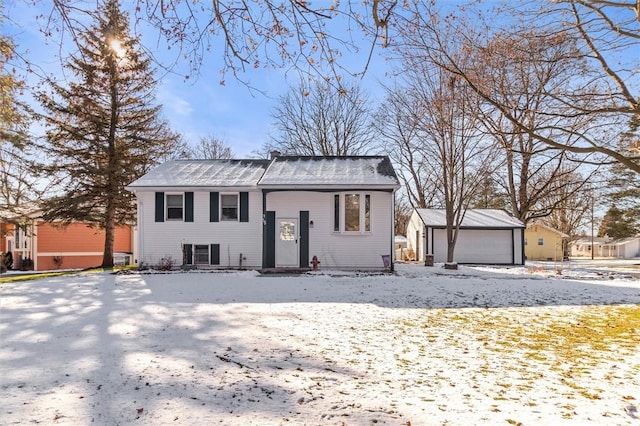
[541,171,600,243]
[0,147,33,212]
[393,1,639,174]
[394,193,412,236]
[394,53,501,263]
[45,1,396,88]
[268,79,375,156]
[470,29,600,224]
[376,86,437,210]
[186,135,234,159]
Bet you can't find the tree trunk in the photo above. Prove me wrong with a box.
[102,54,118,269]
[102,207,115,268]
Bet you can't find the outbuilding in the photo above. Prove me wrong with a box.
[406,208,525,265]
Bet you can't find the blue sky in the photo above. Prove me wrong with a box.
[3,1,390,158]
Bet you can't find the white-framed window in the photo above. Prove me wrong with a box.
[194,245,209,264]
[538,238,544,246]
[221,194,239,221]
[14,225,29,250]
[166,194,184,220]
[333,193,371,233]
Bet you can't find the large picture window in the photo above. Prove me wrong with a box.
[166,194,183,220]
[333,193,371,233]
[345,194,360,231]
[221,194,238,221]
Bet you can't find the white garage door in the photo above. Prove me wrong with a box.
[432,229,514,264]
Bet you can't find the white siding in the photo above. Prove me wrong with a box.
[266,191,394,270]
[406,211,425,262]
[431,229,521,264]
[136,190,263,268]
[620,239,640,258]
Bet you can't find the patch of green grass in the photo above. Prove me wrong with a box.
[522,305,640,364]
[0,264,136,283]
[396,304,640,387]
[0,270,73,283]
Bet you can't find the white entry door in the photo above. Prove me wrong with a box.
[276,218,298,267]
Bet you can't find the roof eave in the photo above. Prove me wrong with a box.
[125,184,260,192]
[258,183,401,191]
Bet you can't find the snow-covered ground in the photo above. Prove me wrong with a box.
[1,260,639,425]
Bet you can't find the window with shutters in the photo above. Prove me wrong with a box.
[166,194,184,220]
[194,245,209,264]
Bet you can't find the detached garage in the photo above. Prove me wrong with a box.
[406,209,525,265]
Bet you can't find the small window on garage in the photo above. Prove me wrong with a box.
[538,238,544,246]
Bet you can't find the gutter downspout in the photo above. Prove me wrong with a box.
[391,190,396,272]
[137,198,143,266]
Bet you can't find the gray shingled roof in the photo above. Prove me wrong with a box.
[415,209,524,228]
[258,156,400,188]
[126,156,400,190]
[126,159,270,188]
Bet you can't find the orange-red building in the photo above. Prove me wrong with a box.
[1,217,135,271]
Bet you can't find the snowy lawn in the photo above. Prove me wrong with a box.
[1,262,639,425]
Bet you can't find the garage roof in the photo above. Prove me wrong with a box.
[415,209,524,229]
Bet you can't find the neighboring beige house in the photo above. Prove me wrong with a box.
[571,236,640,259]
[525,223,569,261]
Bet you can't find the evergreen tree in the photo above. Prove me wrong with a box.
[598,204,638,239]
[605,158,640,232]
[468,176,507,210]
[37,0,180,268]
[0,28,33,216]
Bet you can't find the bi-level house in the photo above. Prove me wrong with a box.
[125,155,400,271]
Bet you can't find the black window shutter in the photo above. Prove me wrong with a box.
[210,244,220,265]
[183,244,193,265]
[210,192,219,222]
[185,192,194,222]
[240,192,249,222]
[155,192,165,222]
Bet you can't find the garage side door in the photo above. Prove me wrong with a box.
[433,229,513,264]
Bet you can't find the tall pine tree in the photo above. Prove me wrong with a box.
[598,204,638,239]
[0,28,33,216]
[605,154,640,234]
[37,0,180,268]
